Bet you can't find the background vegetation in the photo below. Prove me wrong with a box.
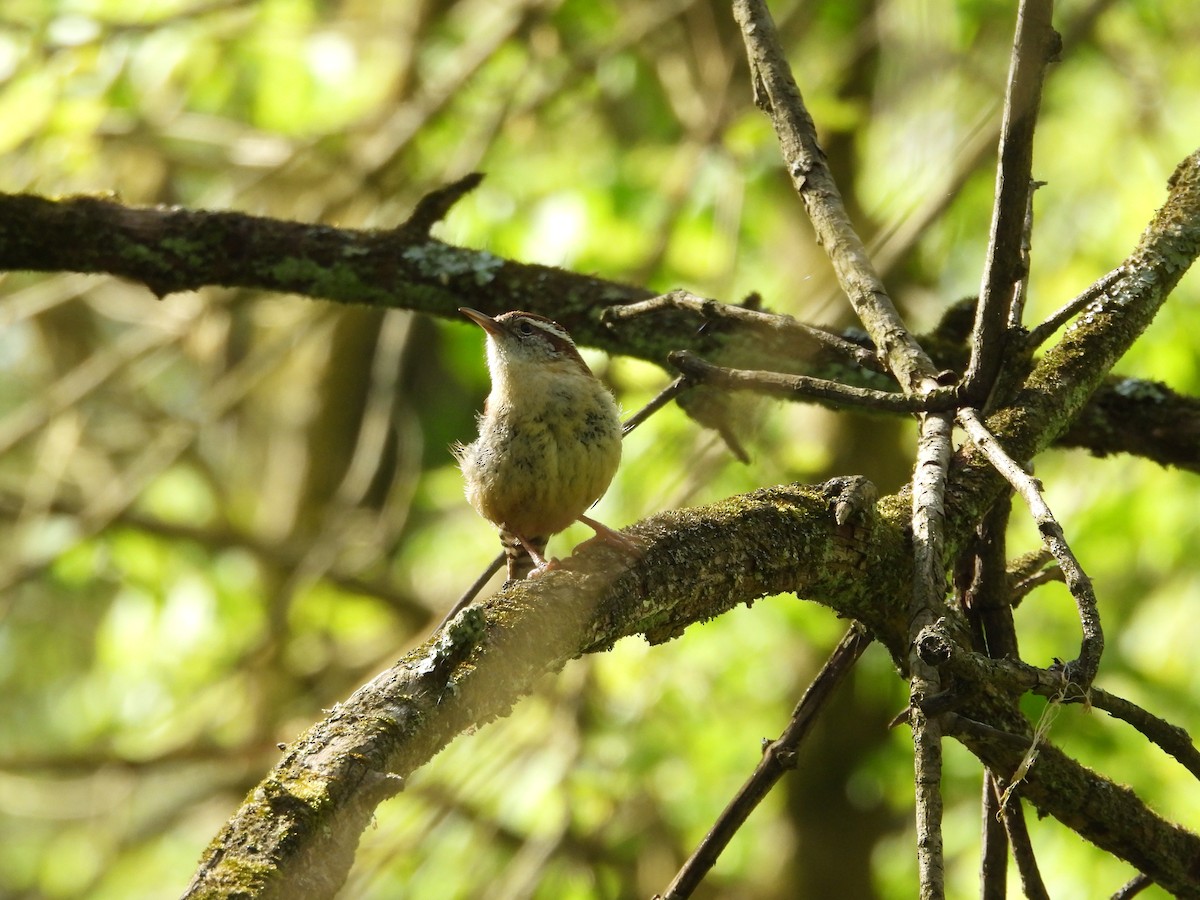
[0,0,1197,897]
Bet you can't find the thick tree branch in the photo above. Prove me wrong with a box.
[944,717,1200,898]
[1058,376,1200,471]
[184,463,1200,897]
[182,480,906,898]
[180,141,1200,889]
[0,190,655,343]
[1,193,1196,471]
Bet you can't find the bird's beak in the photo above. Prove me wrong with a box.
[459,307,504,337]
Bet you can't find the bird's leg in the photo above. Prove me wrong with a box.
[515,536,550,569]
[501,530,557,582]
[516,535,561,578]
[575,514,643,557]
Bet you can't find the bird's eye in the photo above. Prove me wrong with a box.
[517,321,535,335]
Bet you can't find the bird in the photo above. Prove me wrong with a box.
[454,307,637,583]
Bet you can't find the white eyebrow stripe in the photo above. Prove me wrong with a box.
[499,312,576,346]
[532,320,573,343]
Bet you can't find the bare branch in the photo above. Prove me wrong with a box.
[944,716,1200,897]
[917,626,1200,780]
[183,481,910,898]
[731,0,939,394]
[668,350,943,413]
[606,288,887,373]
[0,191,658,348]
[2,195,1196,474]
[1111,873,1155,899]
[963,494,1021,660]
[956,147,1200,487]
[961,0,1060,403]
[1059,376,1200,473]
[396,172,485,237]
[969,503,1019,900]
[1007,548,1054,585]
[980,770,1008,899]
[908,411,955,900]
[1025,264,1126,348]
[958,407,1103,688]
[1010,562,1064,606]
[435,554,505,632]
[1087,687,1200,781]
[992,774,1051,899]
[622,376,690,436]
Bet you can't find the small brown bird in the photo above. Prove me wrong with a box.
[455,307,635,582]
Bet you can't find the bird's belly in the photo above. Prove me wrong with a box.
[463,413,620,538]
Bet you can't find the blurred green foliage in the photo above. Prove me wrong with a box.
[0,0,1198,897]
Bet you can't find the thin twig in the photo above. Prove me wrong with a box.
[980,770,1008,899]
[1010,565,1064,606]
[659,626,872,900]
[992,773,1051,900]
[1007,180,1045,330]
[1025,264,1126,348]
[942,712,1035,750]
[958,407,1103,688]
[607,289,887,373]
[1087,685,1200,781]
[622,377,689,436]
[960,0,1059,403]
[435,553,505,632]
[667,350,946,414]
[1111,873,1154,899]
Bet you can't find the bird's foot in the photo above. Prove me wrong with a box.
[514,535,561,579]
[527,556,563,579]
[576,514,644,558]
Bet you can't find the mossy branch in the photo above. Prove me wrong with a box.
[2,187,1197,471]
